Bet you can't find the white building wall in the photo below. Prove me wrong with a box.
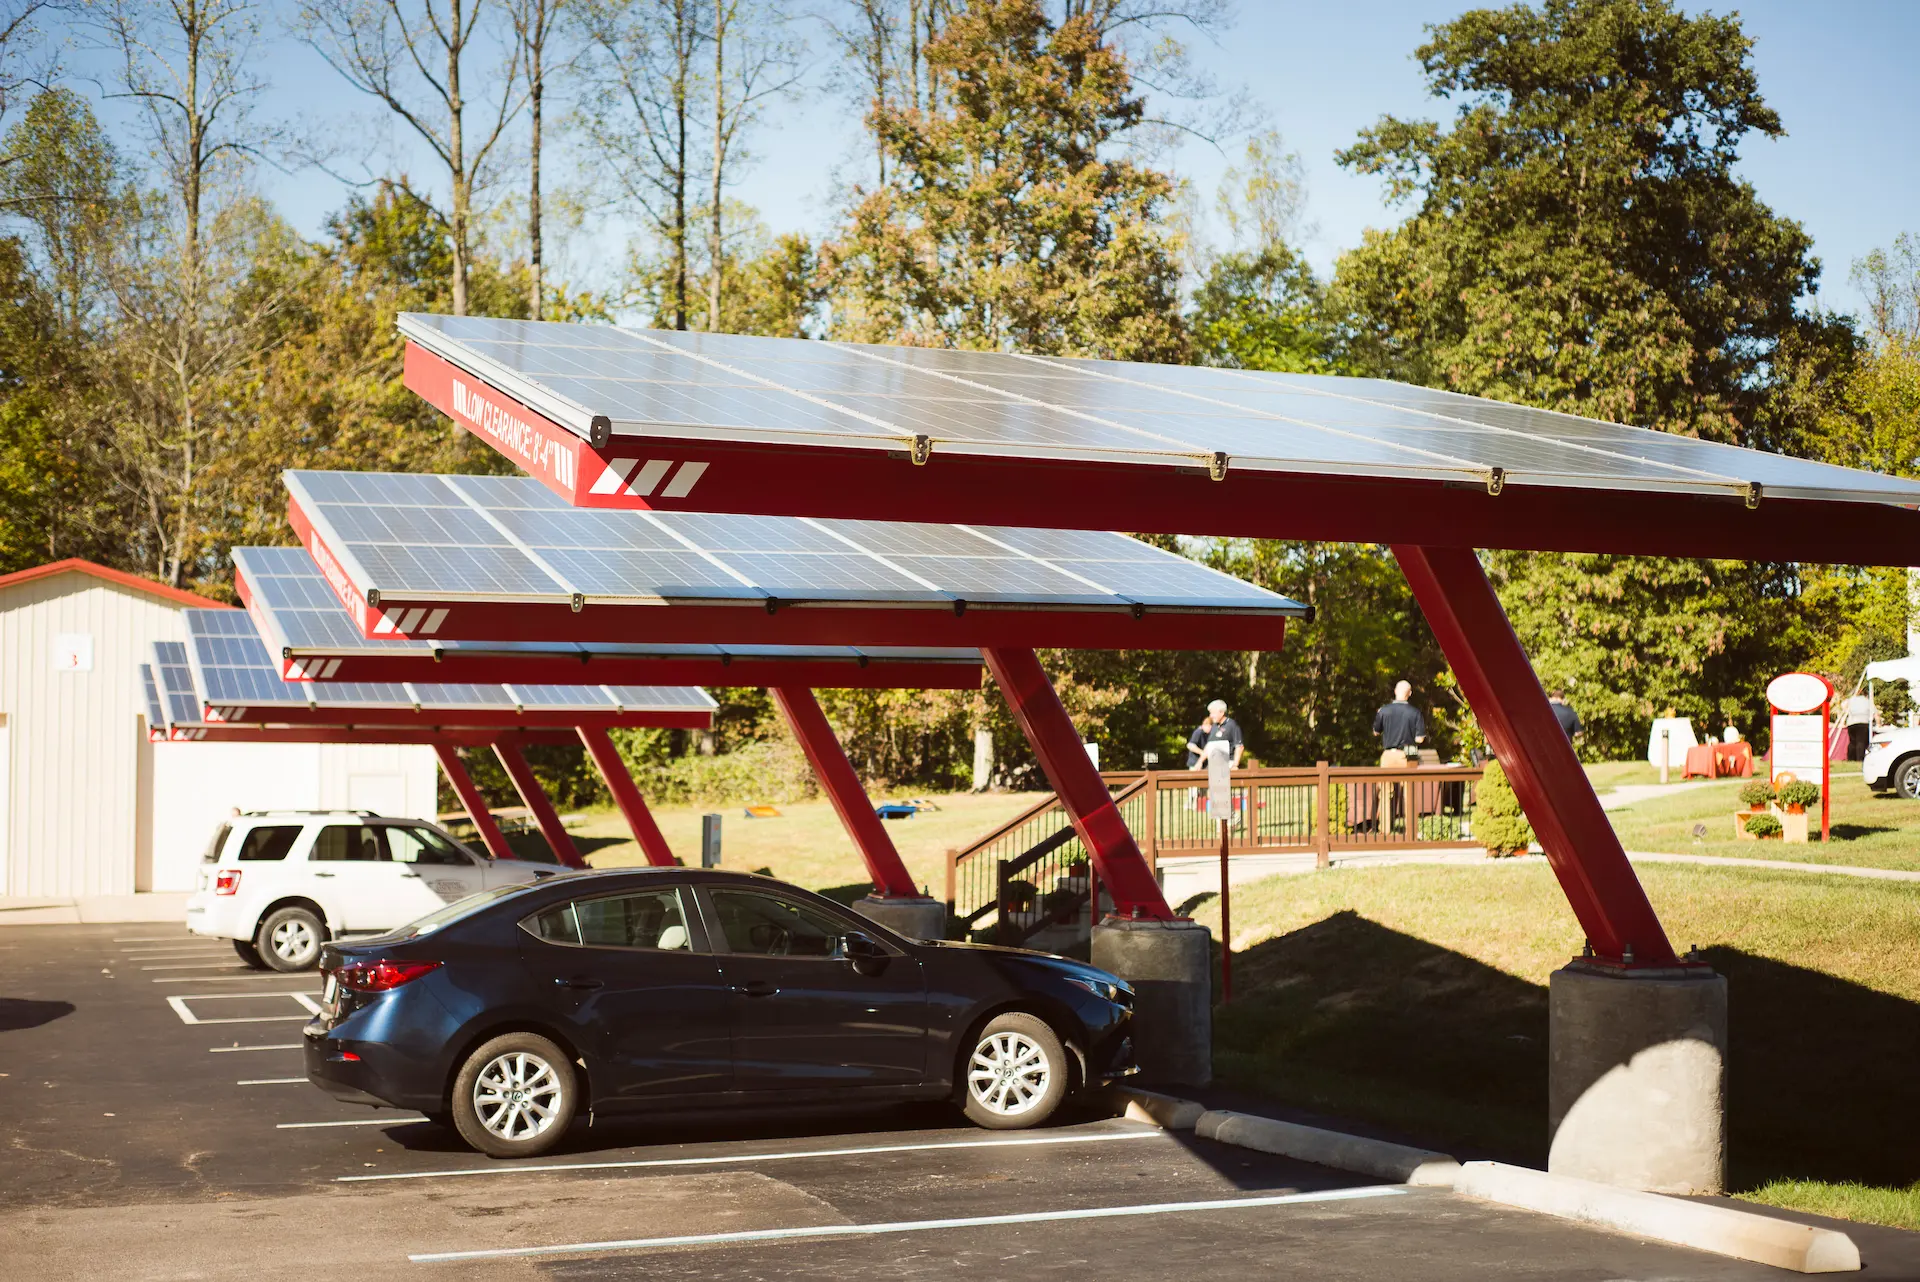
[1,569,440,898]
[0,573,191,897]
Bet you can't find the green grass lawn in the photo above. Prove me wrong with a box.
[1190,861,1920,1230]
[1600,765,1920,871]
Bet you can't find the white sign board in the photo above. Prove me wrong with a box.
[1766,672,1828,714]
[1207,740,1233,821]
[1770,715,1825,784]
[52,632,92,672]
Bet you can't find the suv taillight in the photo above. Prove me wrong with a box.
[336,960,442,992]
[214,869,241,895]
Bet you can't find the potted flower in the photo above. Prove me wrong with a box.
[1738,780,1775,812]
[1776,780,1820,814]
[1000,879,1037,914]
[1744,813,1783,840]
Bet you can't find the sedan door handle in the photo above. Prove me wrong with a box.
[311,872,335,878]
[734,980,778,997]
[554,976,604,990]
[398,871,422,879]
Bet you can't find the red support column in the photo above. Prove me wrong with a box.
[1392,545,1678,968]
[982,647,1172,920]
[577,727,678,867]
[492,742,585,869]
[772,687,920,898]
[434,744,514,862]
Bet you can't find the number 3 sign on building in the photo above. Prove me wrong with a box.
[1766,671,1832,842]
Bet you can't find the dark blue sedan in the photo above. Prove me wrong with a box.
[304,868,1136,1157]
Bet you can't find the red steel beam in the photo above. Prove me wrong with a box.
[404,342,1920,569]
[1393,545,1679,969]
[577,726,677,867]
[492,741,585,869]
[982,647,1172,920]
[772,687,919,899]
[434,744,514,862]
[161,726,584,746]
[203,698,711,731]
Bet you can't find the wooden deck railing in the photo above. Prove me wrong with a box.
[945,763,1484,942]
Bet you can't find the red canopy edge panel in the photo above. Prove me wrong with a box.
[283,493,1294,651]
[161,726,586,746]
[404,338,1920,568]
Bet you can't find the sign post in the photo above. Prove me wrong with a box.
[1766,672,1833,843]
[1208,742,1233,1002]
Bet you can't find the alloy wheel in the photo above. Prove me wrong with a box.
[967,1030,1051,1117]
[472,1051,562,1142]
[271,918,316,965]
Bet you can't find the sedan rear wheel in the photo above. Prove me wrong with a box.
[961,1012,1068,1129]
[255,906,325,972]
[452,1033,577,1158]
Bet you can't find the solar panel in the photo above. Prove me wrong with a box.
[282,471,1305,615]
[138,662,171,734]
[180,608,716,721]
[150,641,204,728]
[398,313,1920,508]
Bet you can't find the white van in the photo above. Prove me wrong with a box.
[185,811,554,970]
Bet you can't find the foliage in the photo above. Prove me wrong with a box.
[1471,759,1533,854]
[1775,780,1820,811]
[824,0,1188,360]
[1744,812,1782,838]
[1738,779,1776,808]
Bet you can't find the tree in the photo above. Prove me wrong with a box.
[507,0,567,319]
[703,0,800,331]
[825,0,1187,361]
[0,87,122,330]
[1334,0,1822,446]
[295,0,523,318]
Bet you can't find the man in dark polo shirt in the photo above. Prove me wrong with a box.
[1186,699,1244,769]
[1373,680,1427,766]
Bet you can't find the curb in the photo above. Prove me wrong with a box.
[1454,1162,1860,1274]
[1099,1089,1861,1273]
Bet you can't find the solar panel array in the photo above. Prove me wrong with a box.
[182,608,717,716]
[150,641,204,728]
[234,544,983,670]
[399,313,1920,507]
[139,662,171,732]
[283,470,1306,613]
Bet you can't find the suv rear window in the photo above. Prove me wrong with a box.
[201,822,231,864]
[236,825,301,862]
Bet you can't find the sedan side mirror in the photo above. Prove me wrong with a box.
[834,931,887,974]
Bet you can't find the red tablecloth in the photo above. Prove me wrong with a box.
[1682,743,1719,779]
[1714,741,1753,778]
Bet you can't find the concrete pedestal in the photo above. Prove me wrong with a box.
[851,895,949,941]
[1092,919,1212,1087]
[1549,963,1727,1194]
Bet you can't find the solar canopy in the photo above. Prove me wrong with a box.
[282,470,1306,648]
[232,545,984,688]
[397,314,1920,565]
[180,608,717,729]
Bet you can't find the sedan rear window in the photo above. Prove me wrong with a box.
[236,825,301,862]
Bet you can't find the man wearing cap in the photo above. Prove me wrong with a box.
[1187,700,1244,770]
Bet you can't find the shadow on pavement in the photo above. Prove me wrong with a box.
[0,997,74,1032]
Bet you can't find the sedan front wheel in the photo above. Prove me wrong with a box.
[962,1012,1068,1129]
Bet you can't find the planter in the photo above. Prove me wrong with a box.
[1782,810,1809,843]
[1733,811,1760,841]
[1483,847,1528,859]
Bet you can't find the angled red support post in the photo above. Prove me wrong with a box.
[434,744,514,862]
[577,726,678,867]
[492,741,585,869]
[772,687,919,898]
[1392,545,1678,968]
[982,647,1173,920]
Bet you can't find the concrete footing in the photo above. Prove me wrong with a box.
[1091,918,1212,1087]
[850,895,949,941]
[1549,962,1727,1194]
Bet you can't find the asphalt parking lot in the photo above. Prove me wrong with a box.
[6,923,1919,1280]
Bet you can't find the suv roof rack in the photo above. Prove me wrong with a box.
[237,809,382,817]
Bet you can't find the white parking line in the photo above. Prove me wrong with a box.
[114,935,197,943]
[408,1186,1408,1263]
[280,1117,424,1129]
[340,1129,1166,1184]
[142,962,243,971]
[238,1078,307,1085]
[152,975,316,984]
[166,993,320,1025]
[209,1043,304,1053]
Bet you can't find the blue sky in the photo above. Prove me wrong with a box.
[62,0,1920,320]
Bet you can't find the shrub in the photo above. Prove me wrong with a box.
[1776,780,1821,812]
[1738,780,1777,809]
[1471,759,1534,855]
[1745,813,1783,838]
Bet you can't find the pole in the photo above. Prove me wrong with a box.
[1661,728,1671,785]
[576,727,677,867]
[491,741,584,868]
[1218,817,1231,1004]
[433,745,513,861]
[772,686,920,898]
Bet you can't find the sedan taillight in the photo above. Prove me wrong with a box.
[336,959,442,992]
[214,869,241,896]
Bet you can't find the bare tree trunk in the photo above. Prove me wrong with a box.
[708,0,725,330]
[671,0,688,331]
[528,49,543,318]
[448,0,469,316]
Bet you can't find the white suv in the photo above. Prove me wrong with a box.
[186,811,554,971]
[1864,728,1920,799]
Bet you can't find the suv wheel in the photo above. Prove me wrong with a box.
[256,906,326,972]
[232,938,267,969]
[452,1033,577,1158]
[961,1012,1069,1130]
[1897,758,1920,800]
